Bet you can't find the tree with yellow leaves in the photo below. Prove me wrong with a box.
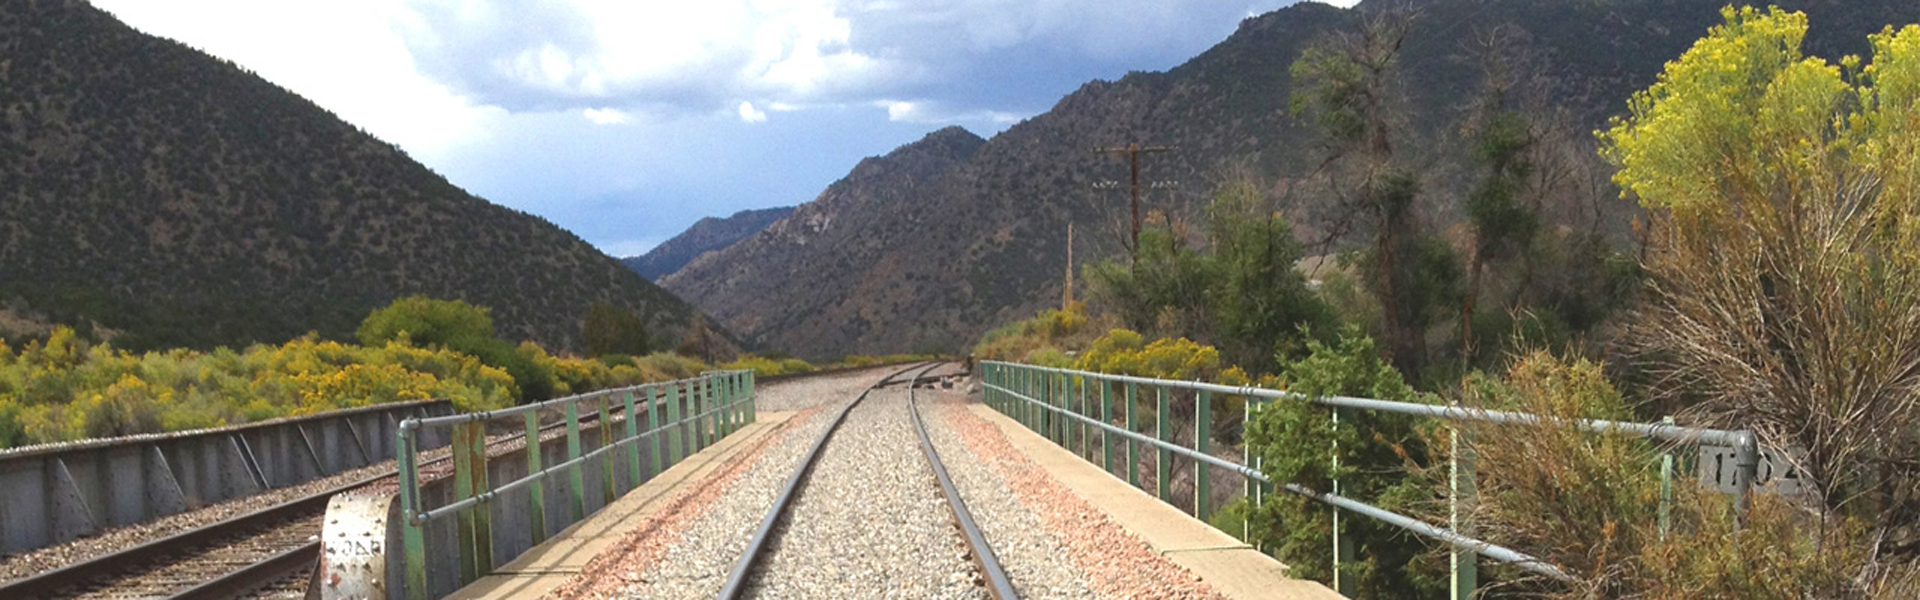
[1600,5,1920,585]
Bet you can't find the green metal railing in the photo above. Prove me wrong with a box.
[393,370,755,599]
[980,361,1759,596]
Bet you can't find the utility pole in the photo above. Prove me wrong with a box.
[1062,222,1074,310]
[1092,143,1173,262]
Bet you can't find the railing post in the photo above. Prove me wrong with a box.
[1101,379,1115,475]
[398,426,428,600]
[1041,369,1053,439]
[565,401,587,520]
[1021,367,1036,428]
[1659,416,1674,540]
[1733,430,1758,529]
[624,390,643,486]
[599,395,617,502]
[746,371,758,424]
[1196,388,1211,521]
[1243,396,1257,543]
[1014,367,1025,425]
[1450,425,1476,599]
[1332,406,1355,596]
[525,411,547,545]
[718,375,729,436]
[1063,373,1075,448]
[647,387,663,476]
[985,364,995,412]
[706,375,718,444]
[1157,386,1173,503]
[666,383,683,466]
[452,421,491,584]
[1126,382,1140,488]
[1032,368,1042,433]
[1079,375,1090,459]
[1059,373,1072,448]
[692,377,706,449]
[1059,371,1075,446]
[704,375,717,446]
[728,372,742,433]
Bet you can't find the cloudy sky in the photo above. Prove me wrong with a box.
[91,0,1352,257]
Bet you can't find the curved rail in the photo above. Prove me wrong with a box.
[716,361,935,599]
[905,363,1017,599]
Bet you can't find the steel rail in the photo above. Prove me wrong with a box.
[907,363,1019,599]
[167,540,320,600]
[0,476,351,598]
[0,397,618,599]
[716,361,933,599]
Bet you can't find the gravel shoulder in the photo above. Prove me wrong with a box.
[925,389,1228,600]
[548,367,899,598]
[920,390,1097,600]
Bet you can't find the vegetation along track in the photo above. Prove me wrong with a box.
[0,364,923,599]
[719,360,1016,599]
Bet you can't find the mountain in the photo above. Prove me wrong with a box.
[659,0,1920,360]
[0,0,706,353]
[622,206,795,281]
[660,126,985,356]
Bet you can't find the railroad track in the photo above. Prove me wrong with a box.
[719,360,1016,599]
[0,365,925,599]
[0,429,507,600]
[0,363,927,599]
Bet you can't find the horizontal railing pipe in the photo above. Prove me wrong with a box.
[981,380,1569,580]
[401,372,753,525]
[984,362,1752,448]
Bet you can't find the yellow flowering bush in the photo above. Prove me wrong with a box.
[0,326,521,448]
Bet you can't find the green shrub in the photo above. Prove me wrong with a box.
[1243,328,1444,597]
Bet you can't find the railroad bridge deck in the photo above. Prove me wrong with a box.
[440,365,1335,600]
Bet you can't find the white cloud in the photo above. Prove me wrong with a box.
[877,100,1021,125]
[392,0,1295,121]
[598,237,665,258]
[395,0,914,113]
[583,108,632,125]
[737,101,770,123]
[91,0,498,159]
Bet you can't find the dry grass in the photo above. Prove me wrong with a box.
[1460,352,1920,598]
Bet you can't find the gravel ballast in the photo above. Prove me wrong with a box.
[550,368,897,599]
[926,389,1228,600]
[0,457,403,583]
[918,390,1098,599]
[744,388,984,599]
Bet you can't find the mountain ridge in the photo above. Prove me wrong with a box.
[622,206,795,281]
[0,0,707,353]
[659,0,1920,359]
